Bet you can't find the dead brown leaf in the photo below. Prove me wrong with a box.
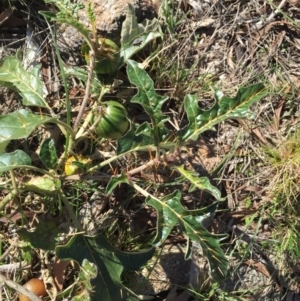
[0,8,26,27]
[0,211,36,224]
[53,258,70,291]
[244,259,281,290]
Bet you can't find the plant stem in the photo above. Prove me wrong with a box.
[75,86,108,139]
[64,174,110,181]
[43,18,72,159]
[76,103,98,140]
[10,166,57,178]
[128,180,158,201]
[73,48,96,131]
[9,170,18,193]
[126,158,157,177]
[86,141,176,173]
[0,189,18,211]
[55,119,76,141]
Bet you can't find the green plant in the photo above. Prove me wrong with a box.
[264,129,300,211]
[93,101,129,139]
[81,38,120,75]
[64,155,92,175]
[161,0,186,33]
[189,281,255,301]
[255,127,300,286]
[0,1,268,300]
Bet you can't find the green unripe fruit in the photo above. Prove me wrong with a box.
[81,38,120,74]
[93,101,129,139]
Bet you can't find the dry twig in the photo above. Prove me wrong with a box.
[0,273,42,301]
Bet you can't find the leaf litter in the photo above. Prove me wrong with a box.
[1,0,300,300]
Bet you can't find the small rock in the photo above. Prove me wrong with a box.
[57,0,157,64]
[78,0,157,40]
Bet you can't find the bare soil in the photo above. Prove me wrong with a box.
[1,0,300,301]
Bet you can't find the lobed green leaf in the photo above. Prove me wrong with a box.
[126,60,170,144]
[23,176,59,196]
[17,217,64,250]
[0,150,31,172]
[0,109,55,154]
[117,123,155,155]
[56,234,155,301]
[64,66,102,95]
[175,165,223,201]
[178,83,268,141]
[120,3,162,62]
[147,190,228,282]
[0,56,47,108]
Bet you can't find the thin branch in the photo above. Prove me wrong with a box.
[0,262,29,273]
[73,50,95,130]
[0,189,18,211]
[126,158,158,177]
[253,0,287,30]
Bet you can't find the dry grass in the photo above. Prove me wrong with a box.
[1,0,300,300]
[265,129,300,210]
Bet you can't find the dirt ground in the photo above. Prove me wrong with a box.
[2,0,300,300]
